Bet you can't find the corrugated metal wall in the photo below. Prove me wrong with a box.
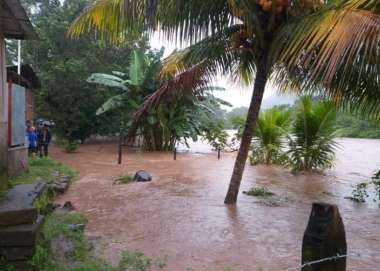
[9,84,26,147]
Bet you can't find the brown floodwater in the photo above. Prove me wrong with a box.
[52,138,380,271]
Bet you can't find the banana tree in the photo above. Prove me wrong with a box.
[89,47,228,151]
[69,0,380,203]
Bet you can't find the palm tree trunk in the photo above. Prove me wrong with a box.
[224,66,268,204]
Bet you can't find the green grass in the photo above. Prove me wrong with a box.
[114,174,133,184]
[243,186,275,197]
[31,211,166,271]
[31,212,92,271]
[9,157,77,185]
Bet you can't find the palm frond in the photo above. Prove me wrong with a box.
[134,60,210,120]
[161,25,244,79]
[68,0,232,44]
[272,0,380,117]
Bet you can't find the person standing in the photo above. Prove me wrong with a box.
[38,122,51,157]
[27,125,38,157]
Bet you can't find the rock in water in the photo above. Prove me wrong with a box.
[302,202,347,271]
[133,170,152,182]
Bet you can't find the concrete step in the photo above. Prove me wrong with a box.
[0,183,46,227]
[0,246,35,261]
[0,215,44,247]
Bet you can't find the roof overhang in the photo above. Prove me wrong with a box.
[7,64,41,89]
[0,0,37,40]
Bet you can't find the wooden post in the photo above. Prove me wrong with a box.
[217,148,221,160]
[173,147,177,160]
[302,202,347,271]
[0,35,9,192]
[118,132,122,165]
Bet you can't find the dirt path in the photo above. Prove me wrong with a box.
[51,139,380,271]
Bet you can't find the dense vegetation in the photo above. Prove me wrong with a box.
[230,97,339,172]
[6,0,137,143]
[88,47,230,151]
[224,103,380,139]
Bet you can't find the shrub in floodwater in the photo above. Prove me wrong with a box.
[250,107,291,166]
[64,140,81,153]
[286,96,338,172]
[114,174,133,184]
[243,186,274,197]
[349,170,380,203]
[351,182,369,202]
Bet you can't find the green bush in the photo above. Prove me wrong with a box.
[64,140,81,153]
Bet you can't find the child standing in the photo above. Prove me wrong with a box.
[27,126,38,156]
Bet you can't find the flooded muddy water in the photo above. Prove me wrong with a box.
[52,138,380,271]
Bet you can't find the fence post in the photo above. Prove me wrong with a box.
[173,147,177,160]
[118,132,122,165]
[217,148,221,160]
[302,202,347,271]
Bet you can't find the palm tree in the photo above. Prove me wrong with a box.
[251,107,291,165]
[68,0,380,204]
[287,96,338,171]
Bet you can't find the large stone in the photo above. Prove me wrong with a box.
[133,170,152,182]
[0,215,44,247]
[0,183,46,226]
[302,202,347,271]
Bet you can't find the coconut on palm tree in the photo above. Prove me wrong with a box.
[68,0,380,204]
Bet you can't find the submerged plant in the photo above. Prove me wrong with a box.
[287,97,338,172]
[349,169,380,203]
[243,186,274,197]
[351,182,369,202]
[250,107,291,165]
[114,175,134,185]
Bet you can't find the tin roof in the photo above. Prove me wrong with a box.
[0,0,37,39]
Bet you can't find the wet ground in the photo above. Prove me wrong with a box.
[52,138,380,271]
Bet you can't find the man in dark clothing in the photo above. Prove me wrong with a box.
[38,123,52,157]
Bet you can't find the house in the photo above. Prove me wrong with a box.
[0,0,37,185]
[7,65,41,126]
[7,64,41,147]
